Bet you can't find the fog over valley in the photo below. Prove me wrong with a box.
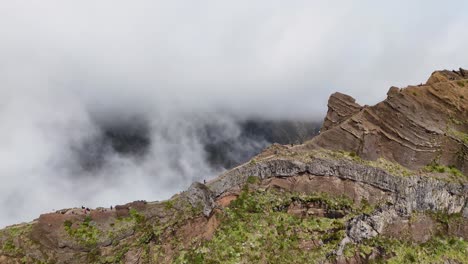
[1,0,468,227]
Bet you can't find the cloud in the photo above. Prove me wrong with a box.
[0,0,467,226]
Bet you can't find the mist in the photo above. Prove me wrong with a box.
[1,0,468,227]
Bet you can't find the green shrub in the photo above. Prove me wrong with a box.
[163,200,175,210]
[361,234,468,263]
[246,176,259,184]
[64,216,100,248]
[129,209,145,223]
[63,220,72,229]
[177,189,356,263]
[424,163,464,179]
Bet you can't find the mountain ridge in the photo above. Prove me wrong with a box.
[1,69,467,263]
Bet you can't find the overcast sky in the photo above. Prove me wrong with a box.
[0,0,467,227]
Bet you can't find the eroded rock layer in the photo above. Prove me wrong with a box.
[314,69,468,174]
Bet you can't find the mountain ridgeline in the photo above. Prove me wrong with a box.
[204,119,320,169]
[0,69,467,263]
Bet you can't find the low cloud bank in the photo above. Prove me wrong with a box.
[1,1,468,226]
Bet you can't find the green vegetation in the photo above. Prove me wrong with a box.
[456,80,465,87]
[176,188,361,263]
[449,116,464,126]
[100,244,130,264]
[313,149,414,177]
[2,239,20,255]
[372,157,414,177]
[355,236,468,263]
[343,210,468,263]
[103,208,156,263]
[163,200,175,210]
[64,220,72,229]
[64,216,101,248]
[246,176,259,184]
[449,128,468,144]
[0,223,33,238]
[129,208,145,224]
[426,210,463,227]
[359,198,374,215]
[0,224,32,257]
[424,162,465,180]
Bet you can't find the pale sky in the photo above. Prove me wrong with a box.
[0,0,467,226]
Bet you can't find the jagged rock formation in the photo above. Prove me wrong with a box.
[322,92,363,132]
[426,68,468,85]
[313,69,468,174]
[0,69,467,263]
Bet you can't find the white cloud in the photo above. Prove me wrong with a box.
[0,0,467,226]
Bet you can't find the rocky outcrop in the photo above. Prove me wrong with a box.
[181,182,216,217]
[209,156,467,216]
[322,92,362,132]
[313,70,468,174]
[426,68,468,85]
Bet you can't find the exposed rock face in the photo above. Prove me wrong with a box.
[211,157,467,214]
[322,92,362,132]
[181,182,216,217]
[314,70,468,174]
[426,68,468,85]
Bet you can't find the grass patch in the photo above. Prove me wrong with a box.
[163,200,175,210]
[449,116,464,126]
[424,163,465,180]
[341,235,468,263]
[1,239,21,255]
[64,216,101,248]
[246,176,259,184]
[427,211,463,226]
[312,149,414,177]
[0,224,33,257]
[177,189,361,263]
[449,129,468,144]
[361,236,468,263]
[129,209,145,224]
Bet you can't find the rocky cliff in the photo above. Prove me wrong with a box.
[314,68,468,174]
[0,69,467,263]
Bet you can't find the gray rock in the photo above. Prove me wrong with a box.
[209,157,467,218]
[182,182,216,217]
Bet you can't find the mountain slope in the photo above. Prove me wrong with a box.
[0,69,467,264]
